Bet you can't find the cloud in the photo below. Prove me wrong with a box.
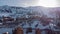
[0,0,59,7]
[0,0,39,7]
[57,0,60,6]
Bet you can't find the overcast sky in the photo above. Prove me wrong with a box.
[0,0,60,7]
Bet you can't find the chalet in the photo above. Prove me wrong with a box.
[35,28,41,34]
[43,29,60,34]
[2,17,14,22]
[12,27,24,34]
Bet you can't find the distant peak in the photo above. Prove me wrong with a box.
[2,5,9,7]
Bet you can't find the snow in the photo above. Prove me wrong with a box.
[0,5,60,34]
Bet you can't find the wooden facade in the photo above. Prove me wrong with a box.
[35,28,41,34]
[12,27,24,34]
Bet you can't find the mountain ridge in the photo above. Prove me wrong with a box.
[0,5,60,18]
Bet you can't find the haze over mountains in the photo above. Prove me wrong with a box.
[0,5,60,18]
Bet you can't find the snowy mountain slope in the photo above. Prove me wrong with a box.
[0,5,60,18]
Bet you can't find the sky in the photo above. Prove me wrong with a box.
[0,0,60,7]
